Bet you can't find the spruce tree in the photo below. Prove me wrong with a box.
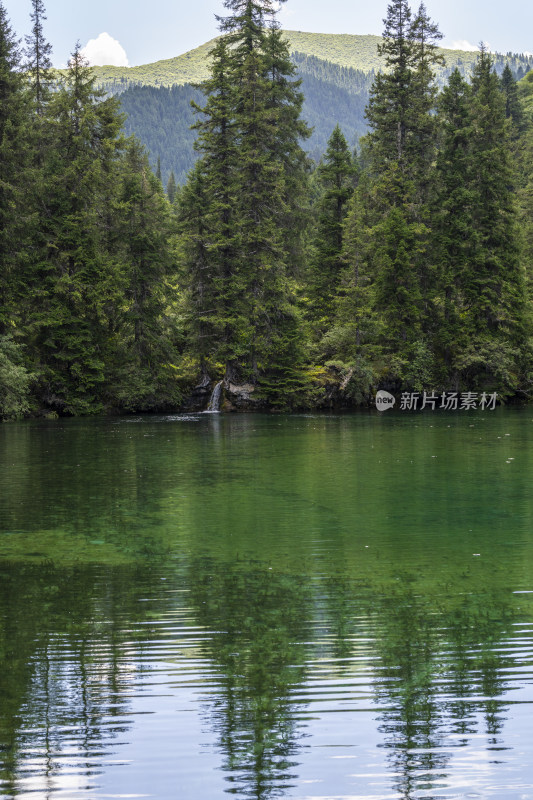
[321,176,383,402]
[364,0,442,383]
[166,170,176,203]
[182,0,311,404]
[0,2,28,335]
[500,64,523,134]
[366,0,415,170]
[457,46,526,390]
[24,0,52,116]
[432,69,475,379]
[309,125,355,331]
[186,35,240,378]
[366,0,442,187]
[28,45,125,414]
[262,25,311,277]
[178,161,220,376]
[221,0,310,397]
[108,138,179,411]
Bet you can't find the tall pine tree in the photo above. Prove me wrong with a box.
[107,138,179,411]
[308,125,355,332]
[0,3,32,417]
[455,47,526,391]
[24,0,52,116]
[364,0,442,384]
[27,45,125,414]
[0,2,29,335]
[432,69,474,380]
[182,0,311,405]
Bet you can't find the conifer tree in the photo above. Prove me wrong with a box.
[28,45,125,414]
[409,2,444,190]
[366,0,442,187]
[432,69,474,377]
[24,0,52,115]
[262,25,311,277]
[186,35,240,377]
[108,138,179,410]
[457,46,526,390]
[156,155,162,182]
[433,50,527,392]
[166,170,176,203]
[178,161,220,376]
[309,125,355,330]
[182,0,311,404]
[364,0,442,382]
[222,0,310,395]
[366,0,415,170]
[321,176,382,401]
[0,2,28,335]
[500,64,523,134]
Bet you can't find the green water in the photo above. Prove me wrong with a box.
[1,410,533,799]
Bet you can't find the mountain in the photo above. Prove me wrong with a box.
[85,31,533,92]
[119,57,374,184]
[84,31,533,184]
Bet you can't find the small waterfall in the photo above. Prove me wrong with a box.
[206,381,223,413]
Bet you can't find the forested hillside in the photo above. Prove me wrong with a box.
[120,59,373,183]
[114,33,533,185]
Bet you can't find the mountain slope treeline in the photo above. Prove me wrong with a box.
[117,39,533,186]
[119,60,373,184]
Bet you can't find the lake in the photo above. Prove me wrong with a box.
[1,409,533,799]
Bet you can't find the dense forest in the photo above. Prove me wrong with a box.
[2,0,533,419]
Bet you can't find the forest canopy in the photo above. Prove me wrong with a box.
[1,0,533,419]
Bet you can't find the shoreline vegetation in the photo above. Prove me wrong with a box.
[2,0,533,420]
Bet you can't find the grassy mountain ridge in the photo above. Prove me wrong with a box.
[78,31,533,94]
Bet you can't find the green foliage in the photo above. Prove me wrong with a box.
[0,337,32,420]
[1,0,532,414]
[166,171,176,203]
[501,63,524,133]
[318,3,529,400]
[0,2,29,335]
[24,0,53,114]
[105,138,182,412]
[308,125,356,331]
[24,46,125,415]
[180,1,311,395]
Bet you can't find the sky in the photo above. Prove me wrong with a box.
[3,0,533,68]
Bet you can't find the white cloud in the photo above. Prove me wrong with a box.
[448,40,480,52]
[81,32,129,67]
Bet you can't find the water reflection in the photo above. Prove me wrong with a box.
[189,558,310,798]
[0,564,172,797]
[1,413,533,798]
[368,581,515,799]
